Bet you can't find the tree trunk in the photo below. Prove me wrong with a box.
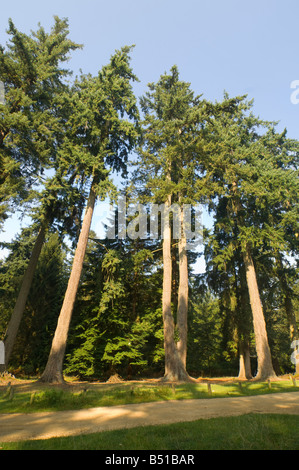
[39,182,97,383]
[231,182,275,381]
[176,205,188,367]
[238,340,252,380]
[236,255,252,380]
[2,226,46,370]
[243,245,276,380]
[162,195,190,382]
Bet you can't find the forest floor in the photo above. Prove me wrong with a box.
[0,375,299,442]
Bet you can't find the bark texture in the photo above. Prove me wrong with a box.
[243,245,276,380]
[238,341,252,380]
[162,196,190,382]
[231,182,275,381]
[176,205,188,367]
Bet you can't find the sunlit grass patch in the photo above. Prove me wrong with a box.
[0,379,298,414]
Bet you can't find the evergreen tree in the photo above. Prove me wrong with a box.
[187,285,223,377]
[137,66,211,381]
[0,17,81,224]
[8,233,67,374]
[203,94,299,379]
[40,46,140,383]
[64,230,164,380]
[0,17,82,369]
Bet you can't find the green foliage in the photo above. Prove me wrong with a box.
[0,227,39,334]
[136,65,210,206]
[64,235,164,379]
[64,231,233,380]
[0,18,298,382]
[0,232,68,374]
[200,95,299,375]
[188,289,223,375]
[0,17,82,224]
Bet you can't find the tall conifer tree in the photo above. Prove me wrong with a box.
[0,17,82,369]
[204,95,299,379]
[40,46,139,383]
[137,66,212,381]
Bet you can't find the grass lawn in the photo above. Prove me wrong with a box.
[1,413,299,450]
[0,379,299,414]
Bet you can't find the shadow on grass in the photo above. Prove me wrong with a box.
[1,413,299,450]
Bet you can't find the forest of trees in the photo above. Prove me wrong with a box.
[0,18,298,383]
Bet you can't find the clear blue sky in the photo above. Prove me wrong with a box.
[1,0,299,269]
[1,0,299,135]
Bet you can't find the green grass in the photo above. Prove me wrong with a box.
[1,413,299,450]
[0,380,298,414]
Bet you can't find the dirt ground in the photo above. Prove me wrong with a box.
[1,376,299,443]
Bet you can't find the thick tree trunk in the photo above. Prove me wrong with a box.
[2,226,46,370]
[162,195,190,382]
[238,340,252,380]
[162,194,175,378]
[243,245,276,380]
[176,205,188,367]
[39,182,97,383]
[231,183,275,381]
[236,256,252,380]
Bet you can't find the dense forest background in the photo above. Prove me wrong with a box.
[0,17,298,382]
